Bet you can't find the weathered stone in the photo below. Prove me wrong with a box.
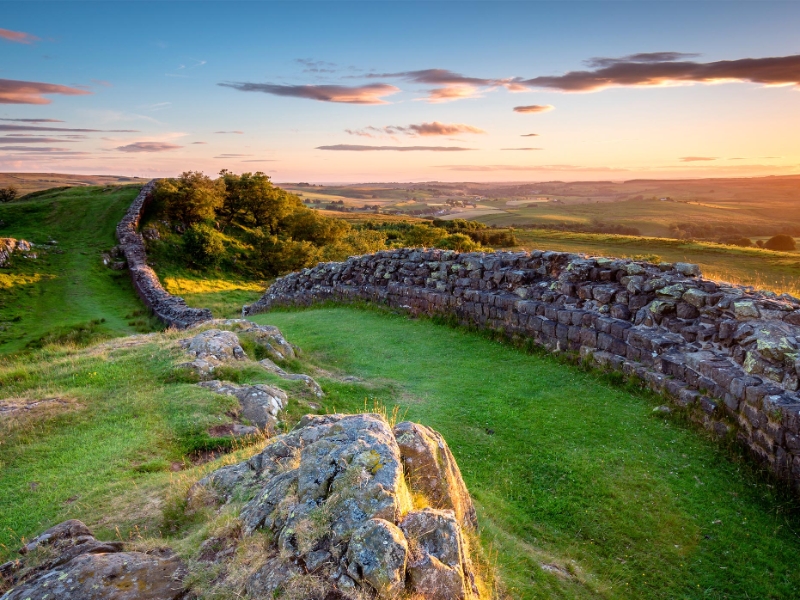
[346,518,407,598]
[393,421,477,529]
[179,329,246,376]
[675,262,701,277]
[198,380,287,430]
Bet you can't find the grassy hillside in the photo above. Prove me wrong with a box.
[0,185,159,354]
[0,173,149,196]
[2,308,799,599]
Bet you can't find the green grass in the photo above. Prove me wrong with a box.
[2,307,800,598]
[0,185,160,354]
[250,307,800,600]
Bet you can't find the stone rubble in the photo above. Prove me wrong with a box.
[244,248,800,492]
[191,413,479,599]
[178,328,246,377]
[0,238,34,268]
[198,379,287,431]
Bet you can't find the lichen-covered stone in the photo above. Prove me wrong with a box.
[346,518,407,598]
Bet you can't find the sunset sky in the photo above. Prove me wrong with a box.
[1,1,799,182]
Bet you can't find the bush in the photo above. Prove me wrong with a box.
[153,172,224,227]
[183,223,225,266]
[764,234,796,251]
[436,233,483,252]
[0,186,18,203]
[722,237,752,247]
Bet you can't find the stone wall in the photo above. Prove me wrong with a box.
[116,181,212,328]
[244,248,800,491]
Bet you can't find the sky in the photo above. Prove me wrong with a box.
[1,0,799,182]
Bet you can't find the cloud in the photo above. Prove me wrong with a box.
[91,79,113,87]
[0,28,39,44]
[436,164,628,172]
[501,147,543,151]
[214,130,244,134]
[521,53,800,92]
[0,118,64,123]
[0,123,138,133]
[0,136,77,143]
[679,156,718,162]
[219,82,400,104]
[317,144,474,152]
[513,105,555,114]
[362,68,525,103]
[296,58,338,74]
[0,78,92,104]
[242,159,277,162]
[192,141,207,144]
[347,121,485,138]
[0,146,89,155]
[115,141,182,153]
[521,133,539,137]
[214,153,252,158]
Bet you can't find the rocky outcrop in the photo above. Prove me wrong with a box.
[191,413,478,599]
[116,181,212,329]
[203,318,297,361]
[0,238,33,267]
[244,248,800,492]
[0,520,186,600]
[199,379,287,431]
[179,329,246,376]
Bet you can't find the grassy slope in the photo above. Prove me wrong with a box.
[0,186,158,353]
[2,308,799,598]
[0,173,149,196]
[253,308,800,600]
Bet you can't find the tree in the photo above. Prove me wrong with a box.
[0,186,18,203]
[764,234,796,251]
[152,171,223,227]
[237,172,303,232]
[182,223,225,266]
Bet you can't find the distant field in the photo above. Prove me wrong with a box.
[0,172,149,196]
[288,175,800,239]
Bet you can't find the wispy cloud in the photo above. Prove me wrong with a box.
[242,159,277,162]
[91,79,113,87]
[214,153,252,158]
[0,146,89,156]
[0,136,78,143]
[0,118,64,123]
[0,28,39,44]
[522,53,800,92]
[361,68,525,103]
[346,121,485,138]
[214,130,244,134]
[317,144,474,152]
[296,58,338,74]
[513,105,555,114]
[140,102,171,111]
[521,133,539,137]
[0,78,92,104]
[679,156,718,162]
[115,141,182,153]
[436,164,628,172]
[501,147,543,151]
[0,123,138,133]
[219,82,400,105]
[192,141,207,144]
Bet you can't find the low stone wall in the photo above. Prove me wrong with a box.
[116,181,212,328]
[244,248,800,491]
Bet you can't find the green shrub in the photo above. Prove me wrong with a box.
[182,223,225,266]
[764,234,796,251]
[436,233,483,252]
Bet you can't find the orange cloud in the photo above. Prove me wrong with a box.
[317,145,474,152]
[437,164,628,172]
[424,85,482,103]
[0,79,92,104]
[115,141,182,153]
[679,156,718,162]
[513,105,555,114]
[0,28,39,44]
[523,53,800,91]
[521,133,539,137]
[347,122,486,138]
[219,82,399,104]
[501,147,543,151]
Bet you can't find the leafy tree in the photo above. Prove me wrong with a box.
[281,208,350,245]
[250,229,320,275]
[436,233,483,252]
[153,171,223,227]
[764,234,796,251]
[226,171,302,232]
[182,223,225,266]
[0,186,18,203]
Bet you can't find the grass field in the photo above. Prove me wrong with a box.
[3,307,800,599]
[0,173,149,196]
[0,185,160,354]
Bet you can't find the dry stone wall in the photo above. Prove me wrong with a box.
[244,248,800,491]
[116,181,212,328]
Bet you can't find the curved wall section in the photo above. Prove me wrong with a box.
[116,181,212,329]
[245,248,800,490]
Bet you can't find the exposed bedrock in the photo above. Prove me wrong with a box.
[192,413,479,599]
[116,181,212,329]
[244,248,800,491]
